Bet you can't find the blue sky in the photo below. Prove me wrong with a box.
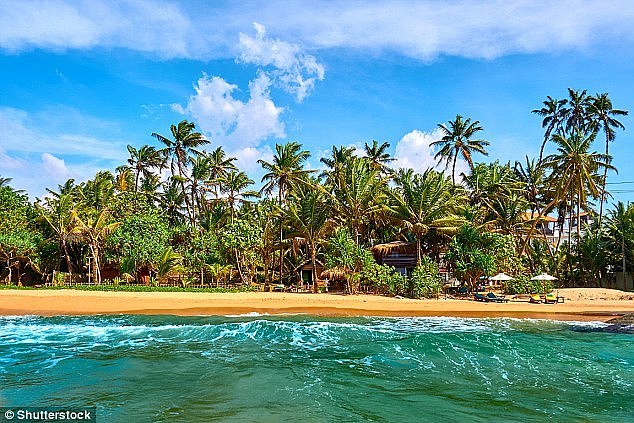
[1,0,634,204]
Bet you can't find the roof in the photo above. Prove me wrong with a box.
[371,241,417,257]
[520,212,557,222]
[320,266,352,281]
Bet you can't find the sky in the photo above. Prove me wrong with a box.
[1,0,634,204]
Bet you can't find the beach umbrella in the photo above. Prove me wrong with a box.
[531,273,557,294]
[490,273,514,281]
[530,273,557,281]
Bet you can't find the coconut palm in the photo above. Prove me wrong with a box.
[586,93,628,227]
[330,157,389,245]
[207,146,237,200]
[544,131,615,241]
[284,185,333,292]
[431,115,490,185]
[126,144,165,192]
[532,96,568,162]
[606,202,634,290]
[221,171,258,221]
[563,88,591,134]
[71,208,120,284]
[152,120,209,223]
[363,140,395,174]
[390,169,464,264]
[319,145,357,184]
[38,193,79,276]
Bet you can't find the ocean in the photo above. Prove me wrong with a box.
[0,315,632,422]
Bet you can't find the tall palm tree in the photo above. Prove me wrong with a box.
[38,193,79,276]
[606,202,634,290]
[284,185,333,292]
[126,144,165,192]
[363,140,395,174]
[544,131,615,241]
[319,145,357,185]
[71,208,120,284]
[331,157,389,245]
[188,154,211,220]
[431,115,490,185]
[586,93,628,228]
[207,146,237,200]
[532,96,567,162]
[563,88,591,134]
[152,120,209,223]
[390,169,464,264]
[221,171,257,221]
[258,142,312,283]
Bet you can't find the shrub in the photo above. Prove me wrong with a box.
[364,263,407,296]
[503,274,554,294]
[409,257,443,299]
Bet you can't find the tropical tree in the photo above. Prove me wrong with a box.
[258,142,312,283]
[71,208,120,284]
[532,96,567,162]
[363,140,395,174]
[585,93,628,227]
[126,144,165,192]
[284,185,333,292]
[221,171,257,221]
[151,120,209,222]
[390,169,464,264]
[38,193,79,276]
[207,146,237,199]
[431,114,490,184]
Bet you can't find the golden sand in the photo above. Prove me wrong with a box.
[0,288,632,321]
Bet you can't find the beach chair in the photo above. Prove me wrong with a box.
[474,293,488,302]
[486,292,509,303]
[457,286,469,296]
[529,294,542,304]
[544,293,557,304]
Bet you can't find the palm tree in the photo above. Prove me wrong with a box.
[38,193,79,277]
[221,171,257,221]
[126,144,165,192]
[188,154,211,220]
[319,145,357,184]
[331,157,389,245]
[207,146,237,200]
[544,131,615,240]
[363,140,395,174]
[151,120,209,223]
[606,202,634,290]
[532,96,567,162]
[586,93,628,228]
[258,142,312,283]
[390,169,464,264]
[284,185,333,292]
[71,208,120,284]
[431,115,490,185]
[563,88,591,134]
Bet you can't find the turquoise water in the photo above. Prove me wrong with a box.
[0,315,632,422]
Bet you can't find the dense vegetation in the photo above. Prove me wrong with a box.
[1,89,633,296]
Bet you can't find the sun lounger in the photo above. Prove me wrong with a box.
[544,293,557,304]
[529,294,542,304]
[486,292,509,303]
[474,293,488,302]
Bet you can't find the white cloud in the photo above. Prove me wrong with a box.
[176,71,285,157]
[238,23,325,101]
[41,153,70,180]
[394,129,469,177]
[2,1,633,61]
[0,0,192,58]
[0,107,129,197]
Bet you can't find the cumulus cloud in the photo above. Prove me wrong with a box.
[174,72,285,172]
[394,129,469,177]
[41,153,70,180]
[238,23,325,101]
[2,1,633,61]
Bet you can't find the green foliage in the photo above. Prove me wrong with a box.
[325,228,374,272]
[363,263,407,296]
[106,212,171,271]
[503,274,554,295]
[409,256,443,299]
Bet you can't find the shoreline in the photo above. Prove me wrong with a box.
[1,289,633,321]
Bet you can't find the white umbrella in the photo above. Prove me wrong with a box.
[490,272,514,281]
[530,273,557,281]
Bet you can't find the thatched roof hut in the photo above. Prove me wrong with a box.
[320,266,352,281]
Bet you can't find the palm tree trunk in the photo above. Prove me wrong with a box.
[62,240,72,277]
[598,136,610,230]
[311,244,318,293]
[177,155,194,225]
[623,231,628,291]
[451,154,458,185]
[416,237,422,266]
[279,186,284,285]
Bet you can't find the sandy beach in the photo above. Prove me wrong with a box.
[0,288,632,321]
